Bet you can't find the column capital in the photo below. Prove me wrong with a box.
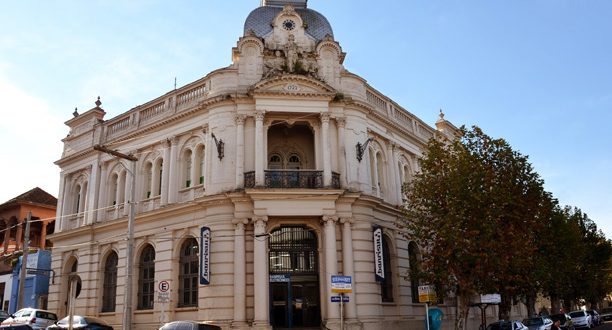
[232,218,249,226]
[322,215,338,224]
[201,124,209,134]
[235,114,247,125]
[255,111,265,121]
[320,112,331,123]
[252,215,269,223]
[339,217,354,224]
[336,117,346,128]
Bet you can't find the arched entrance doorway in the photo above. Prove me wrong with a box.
[269,226,321,328]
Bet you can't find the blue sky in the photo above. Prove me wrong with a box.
[1,0,610,238]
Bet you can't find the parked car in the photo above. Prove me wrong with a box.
[568,310,592,329]
[0,312,10,323]
[46,315,113,329]
[158,321,221,330]
[599,307,612,322]
[522,316,553,330]
[1,309,57,330]
[586,310,600,326]
[486,320,529,330]
[549,313,575,330]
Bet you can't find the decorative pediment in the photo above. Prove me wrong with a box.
[252,75,336,97]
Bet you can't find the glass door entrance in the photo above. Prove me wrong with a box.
[269,226,321,328]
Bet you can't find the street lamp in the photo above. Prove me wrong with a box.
[93,145,137,330]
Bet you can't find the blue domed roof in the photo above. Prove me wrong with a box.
[244,6,334,43]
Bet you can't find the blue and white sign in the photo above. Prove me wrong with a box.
[331,296,350,303]
[200,226,211,285]
[373,227,385,282]
[331,275,352,293]
[270,274,291,283]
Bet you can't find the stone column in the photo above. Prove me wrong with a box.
[252,216,269,327]
[85,162,99,225]
[56,172,67,232]
[235,115,246,189]
[232,218,248,327]
[392,145,402,204]
[336,117,347,188]
[321,113,332,187]
[97,163,109,222]
[122,168,130,217]
[341,218,357,319]
[323,215,340,320]
[166,137,179,203]
[254,111,265,186]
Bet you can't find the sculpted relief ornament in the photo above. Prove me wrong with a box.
[263,34,319,79]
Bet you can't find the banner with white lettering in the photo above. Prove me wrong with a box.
[373,226,384,282]
[200,226,211,285]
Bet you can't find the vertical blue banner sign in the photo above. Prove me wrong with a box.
[200,226,211,285]
[373,226,385,282]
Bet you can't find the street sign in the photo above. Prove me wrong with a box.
[270,274,290,282]
[331,275,352,293]
[331,296,350,303]
[158,280,170,293]
[418,285,436,303]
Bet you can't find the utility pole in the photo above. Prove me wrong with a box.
[17,211,31,310]
[93,145,137,330]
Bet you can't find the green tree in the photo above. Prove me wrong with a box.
[399,126,549,329]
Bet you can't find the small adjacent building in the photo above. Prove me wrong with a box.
[0,187,56,312]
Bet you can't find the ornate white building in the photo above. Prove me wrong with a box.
[47,1,506,329]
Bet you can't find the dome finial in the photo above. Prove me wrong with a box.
[262,0,307,8]
[95,96,102,108]
[73,107,79,117]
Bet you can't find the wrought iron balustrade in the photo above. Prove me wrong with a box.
[244,170,341,189]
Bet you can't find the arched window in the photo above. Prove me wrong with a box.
[183,149,193,188]
[74,184,82,214]
[376,152,385,196]
[152,159,163,197]
[109,173,118,206]
[269,154,282,169]
[195,145,205,185]
[287,154,301,169]
[380,235,394,302]
[408,241,421,303]
[144,162,152,199]
[179,238,199,307]
[118,171,127,205]
[102,251,118,312]
[137,244,155,310]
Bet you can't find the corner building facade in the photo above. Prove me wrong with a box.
[48,1,484,329]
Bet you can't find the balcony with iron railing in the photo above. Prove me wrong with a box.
[244,170,340,189]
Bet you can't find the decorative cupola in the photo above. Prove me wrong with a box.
[61,97,106,157]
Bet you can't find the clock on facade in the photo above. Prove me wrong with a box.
[282,19,296,31]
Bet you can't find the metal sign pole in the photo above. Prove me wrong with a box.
[340,293,344,330]
[425,302,430,330]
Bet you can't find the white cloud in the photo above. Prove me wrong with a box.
[0,75,64,202]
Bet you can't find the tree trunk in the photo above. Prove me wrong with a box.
[455,295,471,330]
[498,293,512,321]
[526,294,536,317]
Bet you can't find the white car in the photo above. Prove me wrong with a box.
[568,310,592,329]
[522,316,553,330]
[1,308,58,329]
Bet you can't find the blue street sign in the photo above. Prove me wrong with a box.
[331,296,349,303]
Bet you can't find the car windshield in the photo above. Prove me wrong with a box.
[58,316,85,325]
[523,318,543,325]
[569,311,585,318]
